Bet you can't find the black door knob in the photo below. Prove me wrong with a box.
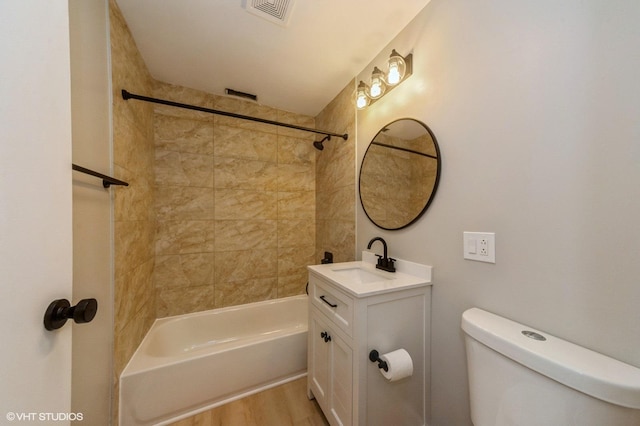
[44,298,98,331]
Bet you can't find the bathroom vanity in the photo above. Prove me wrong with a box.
[307,253,432,426]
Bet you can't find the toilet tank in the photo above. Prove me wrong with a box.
[462,308,640,426]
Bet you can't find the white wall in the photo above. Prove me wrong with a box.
[356,1,640,424]
[69,0,113,422]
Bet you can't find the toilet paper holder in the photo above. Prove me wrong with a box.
[369,349,388,372]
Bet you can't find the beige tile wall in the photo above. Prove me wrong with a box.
[110,0,156,423]
[315,81,357,262]
[152,82,318,317]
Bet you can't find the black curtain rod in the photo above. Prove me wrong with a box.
[122,90,348,141]
[72,164,129,188]
[371,141,438,159]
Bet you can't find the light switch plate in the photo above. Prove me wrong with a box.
[464,232,495,263]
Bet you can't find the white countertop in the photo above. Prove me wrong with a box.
[308,257,432,298]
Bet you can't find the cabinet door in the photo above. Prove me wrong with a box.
[329,332,353,426]
[309,308,354,426]
[309,311,331,408]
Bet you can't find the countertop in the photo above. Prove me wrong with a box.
[308,259,432,298]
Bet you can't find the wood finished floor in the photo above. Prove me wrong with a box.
[168,378,329,426]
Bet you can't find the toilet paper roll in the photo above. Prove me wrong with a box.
[379,348,413,382]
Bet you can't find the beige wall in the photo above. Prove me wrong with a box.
[110,0,156,422]
[315,81,357,263]
[356,0,640,424]
[152,82,317,317]
[110,3,356,421]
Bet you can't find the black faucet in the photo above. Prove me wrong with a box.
[367,237,396,273]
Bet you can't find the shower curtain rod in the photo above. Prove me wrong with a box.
[121,90,349,140]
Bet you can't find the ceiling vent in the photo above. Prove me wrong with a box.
[243,0,295,27]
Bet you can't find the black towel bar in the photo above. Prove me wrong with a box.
[72,164,129,188]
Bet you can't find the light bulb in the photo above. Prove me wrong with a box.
[386,50,406,86]
[357,93,369,109]
[356,81,370,109]
[370,82,382,98]
[387,63,401,85]
[368,67,386,99]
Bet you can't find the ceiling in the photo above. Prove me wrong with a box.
[115,0,431,117]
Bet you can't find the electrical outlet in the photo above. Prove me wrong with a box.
[479,238,488,256]
[464,232,495,263]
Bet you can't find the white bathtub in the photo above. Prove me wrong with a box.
[119,295,308,426]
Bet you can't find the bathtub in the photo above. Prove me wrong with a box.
[119,295,308,426]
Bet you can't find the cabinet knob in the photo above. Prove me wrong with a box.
[320,331,332,343]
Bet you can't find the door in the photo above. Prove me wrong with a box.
[69,0,114,423]
[0,0,74,419]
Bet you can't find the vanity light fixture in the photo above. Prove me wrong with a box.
[356,49,413,110]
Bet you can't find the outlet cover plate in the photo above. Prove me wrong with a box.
[464,232,495,263]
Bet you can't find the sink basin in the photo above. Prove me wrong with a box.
[331,267,390,284]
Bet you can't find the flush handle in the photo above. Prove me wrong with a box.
[44,298,98,331]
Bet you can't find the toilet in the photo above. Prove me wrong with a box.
[462,308,640,426]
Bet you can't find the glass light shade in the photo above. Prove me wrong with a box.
[356,81,370,109]
[368,67,386,99]
[386,50,406,85]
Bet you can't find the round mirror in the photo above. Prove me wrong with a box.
[359,118,441,230]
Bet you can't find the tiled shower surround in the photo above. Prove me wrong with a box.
[315,83,357,263]
[152,82,319,317]
[110,0,355,422]
[111,0,155,421]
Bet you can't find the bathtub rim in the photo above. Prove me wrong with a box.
[154,293,308,325]
[121,294,309,376]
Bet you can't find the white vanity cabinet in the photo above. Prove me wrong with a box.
[307,258,432,426]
